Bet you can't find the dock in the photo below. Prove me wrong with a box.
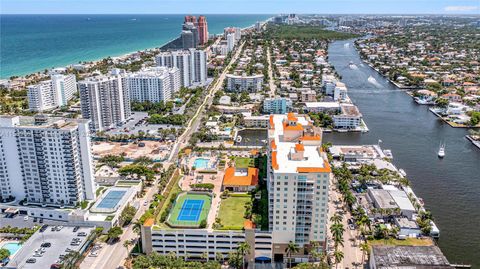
[466,135,480,150]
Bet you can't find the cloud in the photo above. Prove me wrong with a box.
[444,5,479,12]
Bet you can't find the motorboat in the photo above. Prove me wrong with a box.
[438,144,445,158]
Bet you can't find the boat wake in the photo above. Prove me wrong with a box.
[367,75,382,88]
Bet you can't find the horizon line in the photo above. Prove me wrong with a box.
[1,13,480,16]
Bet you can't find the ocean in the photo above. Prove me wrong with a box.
[0,14,271,79]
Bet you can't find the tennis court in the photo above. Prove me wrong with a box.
[177,199,204,221]
[166,192,212,228]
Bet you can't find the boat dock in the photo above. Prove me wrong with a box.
[466,135,480,150]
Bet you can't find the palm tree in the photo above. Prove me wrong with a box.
[333,250,344,269]
[330,223,345,248]
[360,242,369,263]
[286,241,300,268]
[237,242,250,269]
[330,213,342,225]
[123,240,133,260]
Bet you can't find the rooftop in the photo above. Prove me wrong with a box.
[223,167,259,187]
[0,115,87,130]
[371,245,452,268]
[269,114,330,174]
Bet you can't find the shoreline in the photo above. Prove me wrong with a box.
[466,135,480,149]
[2,17,272,80]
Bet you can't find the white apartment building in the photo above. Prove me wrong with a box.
[155,48,207,87]
[0,115,96,207]
[322,74,337,96]
[226,73,264,92]
[226,33,236,53]
[79,74,131,132]
[267,113,331,251]
[126,67,181,103]
[27,74,77,111]
[333,82,348,101]
[244,115,270,128]
[333,104,363,129]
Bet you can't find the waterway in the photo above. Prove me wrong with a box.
[324,39,480,267]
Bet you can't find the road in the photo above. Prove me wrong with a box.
[327,176,363,269]
[168,41,246,162]
[81,41,246,269]
[266,42,276,97]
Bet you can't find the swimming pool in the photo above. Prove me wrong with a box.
[193,158,210,169]
[97,190,127,209]
[1,242,22,257]
[224,127,232,132]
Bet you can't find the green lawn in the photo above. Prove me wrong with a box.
[235,157,254,168]
[166,193,212,228]
[368,238,433,247]
[217,195,251,230]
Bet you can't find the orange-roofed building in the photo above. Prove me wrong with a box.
[222,166,259,192]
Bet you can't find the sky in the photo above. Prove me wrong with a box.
[1,0,479,15]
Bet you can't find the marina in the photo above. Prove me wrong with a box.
[325,38,480,267]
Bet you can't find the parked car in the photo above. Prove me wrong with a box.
[26,258,37,263]
[23,216,29,221]
[41,242,51,248]
[73,226,80,232]
[348,224,355,230]
[77,232,87,237]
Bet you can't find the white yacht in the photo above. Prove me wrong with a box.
[438,144,445,158]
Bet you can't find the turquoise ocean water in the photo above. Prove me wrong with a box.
[0,14,271,78]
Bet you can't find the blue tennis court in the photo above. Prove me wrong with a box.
[97,190,126,209]
[177,199,205,222]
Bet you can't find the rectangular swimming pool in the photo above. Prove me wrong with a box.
[1,242,22,257]
[97,190,127,209]
[193,158,210,169]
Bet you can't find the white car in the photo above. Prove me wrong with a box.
[23,216,29,221]
[89,252,98,257]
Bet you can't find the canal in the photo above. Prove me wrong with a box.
[324,39,480,267]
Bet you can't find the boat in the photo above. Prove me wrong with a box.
[236,135,242,143]
[438,144,445,158]
[399,169,407,177]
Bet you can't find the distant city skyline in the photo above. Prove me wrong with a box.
[1,0,479,15]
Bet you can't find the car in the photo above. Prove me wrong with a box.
[73,226,80,232]
[65,248,73,253]
[143,201,148,206]
[347,219,353,225]
[70,242,80,246]
[26,258,37,263]
[33,217,37,222]
[51,226,57,231]
[40,225,48,232]
[56,226,64,231]
[41,242,51,248]
[89,252,98,257]
[77,232,87,237]
[24,216,29,221]
[39,218,44,223]
[33,253,43,257]
[348,224,355,230]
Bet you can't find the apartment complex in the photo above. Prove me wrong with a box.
[267,113,331,250]
[126,67,181,103]
[183,15,209,47]
[78,74,131,132]
[27,74,77,111]
[263,97,292,114]
[0,115,96,207]
[155,48,207,87]
[333,104,363,129]
[226,74,264,92]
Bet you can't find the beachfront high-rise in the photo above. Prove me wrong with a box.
[27,74,77,112]
[78,74,131,132]
[155,48,207,87]
[126,67,181,103]
[197,16,209,45]
[267,113,331,250]
[0,115,96,207]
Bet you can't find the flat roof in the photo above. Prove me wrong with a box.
[270,114,329,173]
[371,245,452,268]
[304,102,340,108]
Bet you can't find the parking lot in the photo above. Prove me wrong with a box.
[7,226,93,269]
